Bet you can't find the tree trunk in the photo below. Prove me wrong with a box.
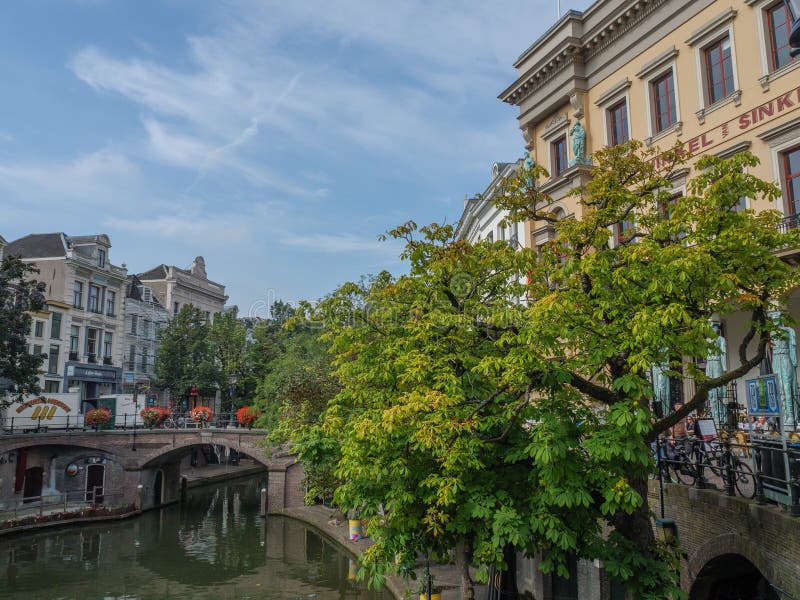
[456,537,475,600]
[610,475,656,556]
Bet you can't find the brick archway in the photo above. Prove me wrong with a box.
[685,533,775,591]
[136,436,272,469]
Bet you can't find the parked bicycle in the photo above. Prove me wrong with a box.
[663,436,756,499]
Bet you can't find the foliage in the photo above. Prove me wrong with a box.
[0,254,46,406]
[85,408,112,426]
[208,311,249,411]
[153,305,219,399]
[293,144,800,599]
[190,406,213,423]
[140,407,168,427]
[236,405,261,426]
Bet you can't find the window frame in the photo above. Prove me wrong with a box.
[34,320,44,338]
[703,36,736,105]
[607,99,630,147]
[73,280,84,309]
[97,248,106,268]
[103,332,113,359]
[106,290,116,316]
[47,344,59,374]
[50,312,62,340]
[781,144,800,217]
[88,284,101,313]
[551,135,569,178]
[70,326,80,355]
[651,70,678,135]
[86,327,98,358]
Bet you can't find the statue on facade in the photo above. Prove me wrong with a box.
[652,361,670,418]
[570,120,586,161]
[705,321,728,426]
[769,311,798,430]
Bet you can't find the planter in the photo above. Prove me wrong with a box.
[419,593,442,600]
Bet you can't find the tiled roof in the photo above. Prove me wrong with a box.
[5,233,67,259]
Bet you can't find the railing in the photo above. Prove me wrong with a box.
[777,213,800,234]
[1,411,263,434]
[657,432,800,514]
[0,489,128,527]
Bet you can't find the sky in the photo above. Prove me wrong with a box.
[0,0,590,316]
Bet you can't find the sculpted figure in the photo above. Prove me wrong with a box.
[652,361,670,418]
[769,311,798,430]
[705,321,728,426]
[570,120,586,160]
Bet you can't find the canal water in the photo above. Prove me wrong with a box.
[0,474,389,599]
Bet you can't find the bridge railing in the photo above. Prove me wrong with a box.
[0,488,130,528]
[658,434,800,514]
[1,411,264,434]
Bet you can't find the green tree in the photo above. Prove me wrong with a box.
[208,311,249,412]
[153,305,218,404]
[295,144,800,599]
[0,254,46,406]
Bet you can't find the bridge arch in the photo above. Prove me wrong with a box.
[689,552,779,599]
[135,434,274,469]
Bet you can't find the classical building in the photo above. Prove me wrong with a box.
[500,0,800,597]
[137,256,228,321]
[456,161,523,245]
[5,233,126,403]
[122,275,168,402]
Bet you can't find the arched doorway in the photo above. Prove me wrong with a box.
[22,467,43,503]
[690,554,778,600]
[153,470,164,506]
[85,464,105,504]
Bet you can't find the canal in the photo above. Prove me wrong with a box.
[0,474,389,599]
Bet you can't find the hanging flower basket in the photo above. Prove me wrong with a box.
[236,406,261,428]
[191,406,213,425]
[140,407,168,428]
[85,408,112,427]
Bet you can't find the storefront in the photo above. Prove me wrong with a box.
[64,363,121,408]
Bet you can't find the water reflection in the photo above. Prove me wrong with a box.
[0,475,387,599]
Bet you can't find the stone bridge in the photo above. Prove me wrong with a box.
[650,481,800,599]
[0,429,304,513]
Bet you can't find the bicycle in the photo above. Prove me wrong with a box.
[665,436,756,499]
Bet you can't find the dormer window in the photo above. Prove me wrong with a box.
[97,248,106,268]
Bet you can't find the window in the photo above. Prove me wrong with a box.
[103,332,113,359]
[50,312,62,339]
[551,136,568,177]
[173,302,180,316]
[97,248,106,268]
[88,284,101,313]
[44,380,60,394]
[106,290,116,316]
[782,146,800,216]
[130,314,138,335]
[141,348,149,373]
[70,326,80,357]
[607,99,629,146]
[33,344,43,357]
[142,319,150,339]
[128,345,136,371]
[704,37,735,104]
[616,219,635,244]
[86,328,98,360]
[73,281,84,308]
[768,3,795,71]
[651,71,677,133]
[47,345,59,374]
[34,321,44,337]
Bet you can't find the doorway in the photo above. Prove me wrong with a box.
[22,467,43,503]
[85,464,105,504]
[153,470,164,506]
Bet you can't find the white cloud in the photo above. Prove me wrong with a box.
[279,232,387,253]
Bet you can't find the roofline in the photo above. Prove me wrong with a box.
[513,9,585,68]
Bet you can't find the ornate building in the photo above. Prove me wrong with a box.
[499,0,800,597]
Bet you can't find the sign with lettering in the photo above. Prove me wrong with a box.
[655,85,800,168]
[746,375,781,416]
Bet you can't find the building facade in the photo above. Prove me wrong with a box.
[122,275,168,402]
[500,0,800,597]
[137,256,228,322]
[5,233,126,404]
[456,161,524,245]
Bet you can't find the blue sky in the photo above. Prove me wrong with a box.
[0,0,590,315]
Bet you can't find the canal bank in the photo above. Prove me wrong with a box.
[279,505,488,600]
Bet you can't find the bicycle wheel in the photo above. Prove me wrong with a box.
[670,456,696,485]
[734,461,756,499]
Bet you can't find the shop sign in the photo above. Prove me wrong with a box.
[655,84,800,168]
[746,375,781,416]
[67,365,117,381]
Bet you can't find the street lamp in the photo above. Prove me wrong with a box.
[785,0,800,56]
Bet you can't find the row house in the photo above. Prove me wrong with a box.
[499,0,800,597]
[4,233,126,405]
[122,275,168,401]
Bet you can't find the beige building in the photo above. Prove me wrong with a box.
[4,233,127,403]
[500,0,800,597]
[137,256,228,321]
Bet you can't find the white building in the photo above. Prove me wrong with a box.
[5,233,127,404]
[456,161,523,246]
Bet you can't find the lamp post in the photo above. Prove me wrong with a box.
[784,0,800,56]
